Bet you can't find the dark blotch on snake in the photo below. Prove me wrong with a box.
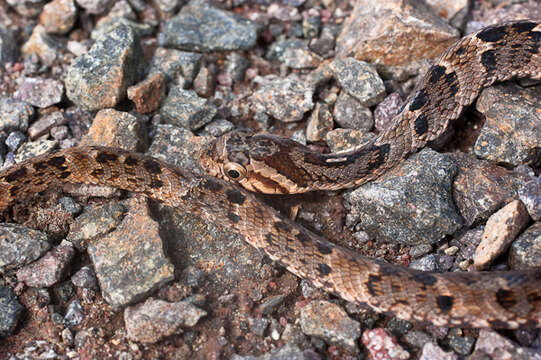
[47,156,67,170]
[226,188,246,205]
[228,212,241,223]
[296,232,310,244]
[496,289,518,309]
[512,21,536,33]
[124,156,138,166]
[455,46,466,55]
[316,242,333,255]
[96,152,119,163]
[9,185,20,196]
[445,71,459,96]
[317,263,332,276]
[429,65,446,84]
[5,167,27,183]
[59,171,71,179]
[202,178,223,192]
[367,274,382,296]
[481,50,497,73]
[414,114,429,136]
[143,159,162,174]
[265,233,275,247]
[477,26,506,42]
[409,90,429,111]
[366,143,391,171]
[91,169,104,177]
[436,295,454,313]
[33,162,48,171]
[150,179,163,189]
[412,272,437,286]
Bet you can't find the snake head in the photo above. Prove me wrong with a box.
[199,129,304,194]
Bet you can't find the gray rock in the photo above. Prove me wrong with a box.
[124,298,206,343]
[306,103,333,142]
[333,91,373,131]
[374,92,403,132]
[420,342,457,360]
[225,52,249,83]
[249,317,270,337]
[65,22,144,111]
[64,300,84,328]
[282,48,322,69]
[252,76,314,122]
[266,39,308,61]
[330,58,385,107]
[0,223,50,271]
[71,266,98,289]
[509,222,541,270]
[87,200,174,307]
[203,119,235,137]
[16,241,75,288]
[148,48,202,87]
[402,330,433,349]
[0,27,18,66]
[474,83,541,167]
[300,300,361,353]
[160,87,217,130]
[259,294,286,315]
[471,329,541,360]
[6,131,27,152]
[158,0,258,52]
[446,328,475,355]
[75,0,114,14]
[28,111,66,140]
[518,177,541,221]
[345,148,462,245]
[0,286,24,338]
[231,343,320,360]
[67,202,126,251]
[0,97,34,132]
[14,77,64,108]
[57,196,82,216]
[410,254,437,272]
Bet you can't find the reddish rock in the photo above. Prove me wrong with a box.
[127,73,165,114]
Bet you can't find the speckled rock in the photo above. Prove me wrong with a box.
[71,266,98,289]
[266,39,308,61]
[518,177,541,221]
[160,87,217,130]
[446,328,475,356]
[0,97,34,132]
[362,328,409,360]
[14,139,57,162]
[332,92,373,131]
[0,27,18,66]
[0,286,24,338]
[28,111,66,140]
[471,329,541,360]
[6,131,27,152]
[336,0,459,69]
[39,0,77,34]
[148,48,202,87]
[21,25,59,66]
[125,298,206,343]
[232,343,319,360]
[451,152,525,227]
[16,241,75,288]
[75,0,114,14]
[345,148,462,245]
[282,48,322,69]
[14,77,64,108]
[0,224,50,272]
[325,129,375,153]
[67,202,126,251]
[64,299,83,328]
[65,22,144,111]
[426,0,468,21]
[252,76,314,123]
[509,222,541,270]
[203,119,235,137]
[127,73,165,114]
[306,103,333,142]
[158,0,258,52]
[475,84,541,167]
[87,199,174,307]
[374,92,403,132]
[81,109,147,151]
[420,342,457,360]
[474,200,530,270]
[329,58,385,107]
[299,300,361,353]
[6,0,46,17]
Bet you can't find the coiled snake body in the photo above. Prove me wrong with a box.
[1,21,541,329]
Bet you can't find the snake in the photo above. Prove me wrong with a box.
[0,21,540,329]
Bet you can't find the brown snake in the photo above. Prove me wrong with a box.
[1,21,540,329]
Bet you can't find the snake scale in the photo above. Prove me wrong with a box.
[1,21,540,329]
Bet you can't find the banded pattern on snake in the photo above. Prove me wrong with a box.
[0,21,540,329]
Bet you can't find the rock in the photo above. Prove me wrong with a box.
[325,129,374,153]
[446,328,475,356]
[329,58,385,107]
[14,77,64,108]
[474,200,530,270]
[475,84,541,167]
[345,148,462,245]
[224,53,249,83]
[124,298,206,343]
[28,111,66,140]
[402,330,433,349]
[0,224,50,272]
[65,22,144,111]
[266,39,308,62]
[299,300,361,353]
[410,254,437,272]
[252,76,314,123]
[160,87,217,130]
[158,0,258,52]
[0,97,34,132]
[6,0,45,17]
[248,317,270,337]
[362,328,409,360]
[75,0,114,14]
[231,343,319,360]
[81,109,147,152]
[306,103,333,142]
[193,66,215,98]
[16,241,75,288]
[374,92,404,132]
[39,0,77,34]
[258,294,286,315]
[71,266,98,289]
[6,131,27,152]
[332,92,373,131]
[310,25,337,57]
[282,48,322,69]
[148,48,202,87]
[420,342,457,360]
[0,27,18,66]
[21,25,59,66]
[451,153,525,227]
[471,329,541,360]
[0,286,24,338]
[203,119,234,137]
[14,139,57,162]
[87,199,174,307]
[127,73,166,114]
[466,2,541,35]
[336,0,459,70]
[67,202,127,251]
[518,177,541,221]
[64,300,83,328]
[509,222,541,270]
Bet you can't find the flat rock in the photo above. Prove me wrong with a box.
[158,0,258,52]
[362,328,409,360]
[0,224,50,272]
[148,48,202,87]
[65,22,143,111]
[345,148,462,245]
[28,111,66,140]
[14,77,64,108]
[39,0,77,34]
[0,97,34,132]
[14,139,57,163]
[21,25,59,66]
[475,84,541,167]
[509,222,541,270]
[124,298,206,343]
[87,199,174,307]
[474,200,530,270]
[332,91,373,131]
[127,73,166,114]
[518,177,541,221]
[0,286,24,338]
[160,87,217,130]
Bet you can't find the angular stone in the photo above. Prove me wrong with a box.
[518,177,541,221]
[0,286,24,338]
[148,48,202,87]
[14,139,57,163]
[0,97,34,132]
[0,224,50,272]
[75,0,114,14]
[333,91,373,131]
[362,328,409,360]
[330,58,385,107]
[306,103,333,142]
[39,0,77,34]
[158,0,258,52]
[14,77,64,108]
[21,25,59,66]
[420,342,457,360]
[28,111,66,140]
[0,27,18,66]
[509,222,541,271]
[160,87,217,130]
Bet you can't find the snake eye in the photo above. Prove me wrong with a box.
[223,162,247,181]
